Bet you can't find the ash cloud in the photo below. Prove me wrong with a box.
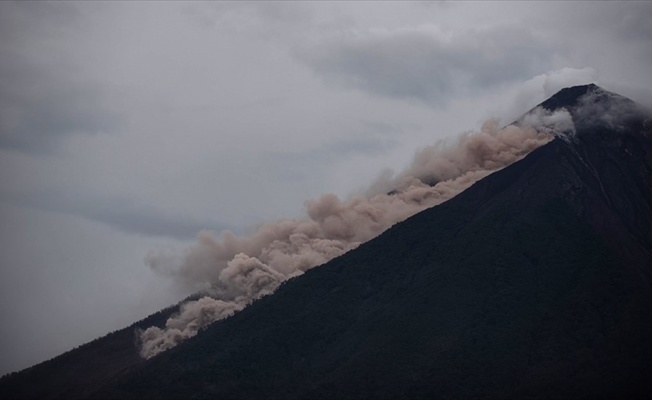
[138,117,561,359]
[519,107,577,142]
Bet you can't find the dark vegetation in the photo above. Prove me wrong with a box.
[1,85,651,399]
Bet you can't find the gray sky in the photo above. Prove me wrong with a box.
[1,1,651,375]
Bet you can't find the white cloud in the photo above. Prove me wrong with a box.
[542,68,599,99]
[500,67,599,124]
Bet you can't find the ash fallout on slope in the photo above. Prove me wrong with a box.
[138,98,581,358]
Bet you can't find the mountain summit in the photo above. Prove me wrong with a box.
[536,83,649,136]
[2,85,652,399]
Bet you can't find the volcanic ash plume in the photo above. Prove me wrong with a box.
[138,110,570,359]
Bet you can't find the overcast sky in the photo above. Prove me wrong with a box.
[1,1,651,375]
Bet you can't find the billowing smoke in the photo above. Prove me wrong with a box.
[138,109,571,359]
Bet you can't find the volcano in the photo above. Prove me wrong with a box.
[2,84,652,399]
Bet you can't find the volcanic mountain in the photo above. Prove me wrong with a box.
[2,84,651,399]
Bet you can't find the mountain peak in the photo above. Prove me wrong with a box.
[540,83,603,111]
[519,84,650,140]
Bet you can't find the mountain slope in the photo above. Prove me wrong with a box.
[2,84,651,399]
[98,105,652,399]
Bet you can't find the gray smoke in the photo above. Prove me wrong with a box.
[572,86,649,133]
[138,111,569,358]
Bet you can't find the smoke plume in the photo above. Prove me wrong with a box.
[138,110,570,358]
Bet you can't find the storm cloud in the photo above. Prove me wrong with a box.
[297,24,554,105]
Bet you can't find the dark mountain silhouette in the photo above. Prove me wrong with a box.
[2,84,652,399]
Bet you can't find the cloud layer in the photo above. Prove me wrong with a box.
[297,24,553,105]
[0,2,121,154]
